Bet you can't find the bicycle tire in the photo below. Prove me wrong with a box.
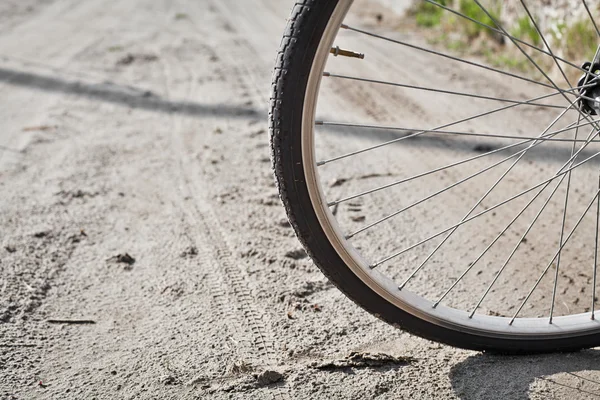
[269,0,600,353]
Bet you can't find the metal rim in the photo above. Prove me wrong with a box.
[301,0,600,338]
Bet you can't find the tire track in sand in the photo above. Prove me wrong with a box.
[153,9,287,396]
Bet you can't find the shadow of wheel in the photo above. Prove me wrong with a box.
[450,349,600,399]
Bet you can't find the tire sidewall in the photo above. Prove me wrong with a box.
[270,0,600,353]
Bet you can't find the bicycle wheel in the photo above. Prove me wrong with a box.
[270,0,600,352]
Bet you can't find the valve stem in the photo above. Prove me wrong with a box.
[330,46,365,59]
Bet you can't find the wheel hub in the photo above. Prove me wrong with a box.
[578,61,600,115]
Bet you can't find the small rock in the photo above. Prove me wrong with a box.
[68,233,84,243]
[116,53,135,66]
[277,219,290,228]
[33,230,51,238]
[107,253,136,267]
[473,144,495,153]
[158,375,178,385]
[255,370,283,386]
[330,178,347,187]
[285,249,307,260]
[4,245,16,253]
[240,248,259,258]
[180,246,198,258]
[116,53,158,66]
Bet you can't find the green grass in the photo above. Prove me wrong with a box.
[410,1,597,79]
[485,50,530,72]
[414,1,448,28]
[413,1,500,38]
[510,15,542,46]
[564,19,597,62]
[458,0,501,39]
[447,38,468,53]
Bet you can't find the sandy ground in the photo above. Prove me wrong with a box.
[2,0,600,399]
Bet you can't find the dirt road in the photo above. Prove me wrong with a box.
[2,0,600,399]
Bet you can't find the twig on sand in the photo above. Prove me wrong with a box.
[47,319,96,325]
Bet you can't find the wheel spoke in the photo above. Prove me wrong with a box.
[510,188,600,324]
[594,173,600,320]
[317,84,592,166]
[349,145,525,241]
[323,116,599,159]
[486,2,600,320]
[519,0,573,88]
[398,126,550,290]
[371,140,600,268]
[319,120,599,147]
[328,120,596,207]
[394,104,586,290]
[547,46,600,322]
[435,172,565,308]
[469,166,572,317]
[549,121,584,323]
[324,72,566,109]
[468,126,599,317]
[520,0,600,136]
[349,99,582,239]
[583,0,600,39]
[343,23,560,91]
[472,0,600,132]
[423,0,594,77]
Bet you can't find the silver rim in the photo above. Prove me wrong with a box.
[302,0,600,338]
